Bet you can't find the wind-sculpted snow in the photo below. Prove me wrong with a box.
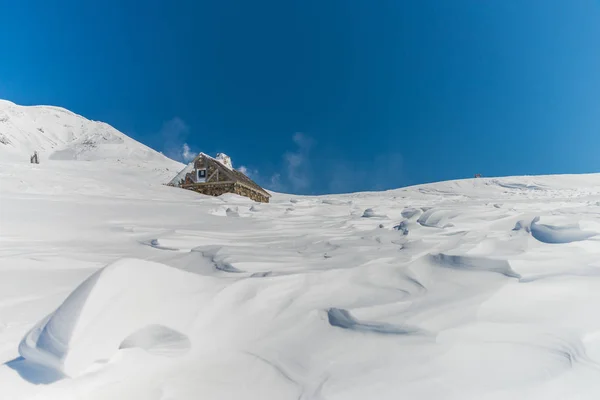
[362,207,386,218]
[119,324,191,356]
[401,207,422,219]
[417,208,459,228]
[18,259,211,377]
[327,308,424,335]
[7,126,600,398]
[530,216,599,244]
[429,253,522,279]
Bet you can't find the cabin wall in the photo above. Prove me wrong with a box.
[193,158,230,183]
[186,182,236,197]
[233,183,270,203]
[192,157,206,183]
[216,168,230,182]
[206,163,218,182]
[205,163,230,182]
[194,156,206,170]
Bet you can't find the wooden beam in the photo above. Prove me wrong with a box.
[183,181,235,188]
[206,169,218,182]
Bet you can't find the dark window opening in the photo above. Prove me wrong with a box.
[198,169,207,178]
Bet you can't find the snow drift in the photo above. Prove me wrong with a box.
[530,216,598,244]
[18,259,207,377]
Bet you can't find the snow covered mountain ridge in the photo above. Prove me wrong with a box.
[0,99,180,171]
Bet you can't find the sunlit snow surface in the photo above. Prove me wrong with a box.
[5,158,600,398]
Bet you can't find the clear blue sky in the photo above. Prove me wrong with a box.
[1,1,600,194]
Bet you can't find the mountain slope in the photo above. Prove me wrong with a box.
[0,99,180,170]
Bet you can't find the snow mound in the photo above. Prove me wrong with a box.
[401,207,422,219]
[417,208,459,228]
[19,258,202,377]
[362,208,386,218]
[530,216,598,244]
[218,193,257,203]
[119,324,191,356]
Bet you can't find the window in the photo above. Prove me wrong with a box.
[197,169,207,180]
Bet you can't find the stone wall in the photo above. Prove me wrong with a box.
[205,163,230,182]
[194,157,206,170]
[206,163,216,181]
[187,182,236,197]
[233,183,270,203]
[217,167,231,182]
[181,182,270,203]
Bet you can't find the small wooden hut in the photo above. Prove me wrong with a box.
[170,153,271,203]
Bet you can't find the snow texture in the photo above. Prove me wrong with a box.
[168,161,194,186]
[5,100,600,399]
[18,259,204,377]
[0,99,181,174]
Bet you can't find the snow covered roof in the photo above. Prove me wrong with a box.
[197,152,233,170]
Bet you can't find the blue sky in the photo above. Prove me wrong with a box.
[1,1,600,194]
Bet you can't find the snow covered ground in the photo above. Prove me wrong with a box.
[4,103,600,399]
[0,99,178,167]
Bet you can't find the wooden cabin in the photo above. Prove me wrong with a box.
[171,153,271,203]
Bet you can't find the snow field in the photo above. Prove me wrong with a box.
[5,102,600,398]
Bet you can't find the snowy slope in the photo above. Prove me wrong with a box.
[168,161,194,186]
[5,104,600,398]
[0,99,181,172]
